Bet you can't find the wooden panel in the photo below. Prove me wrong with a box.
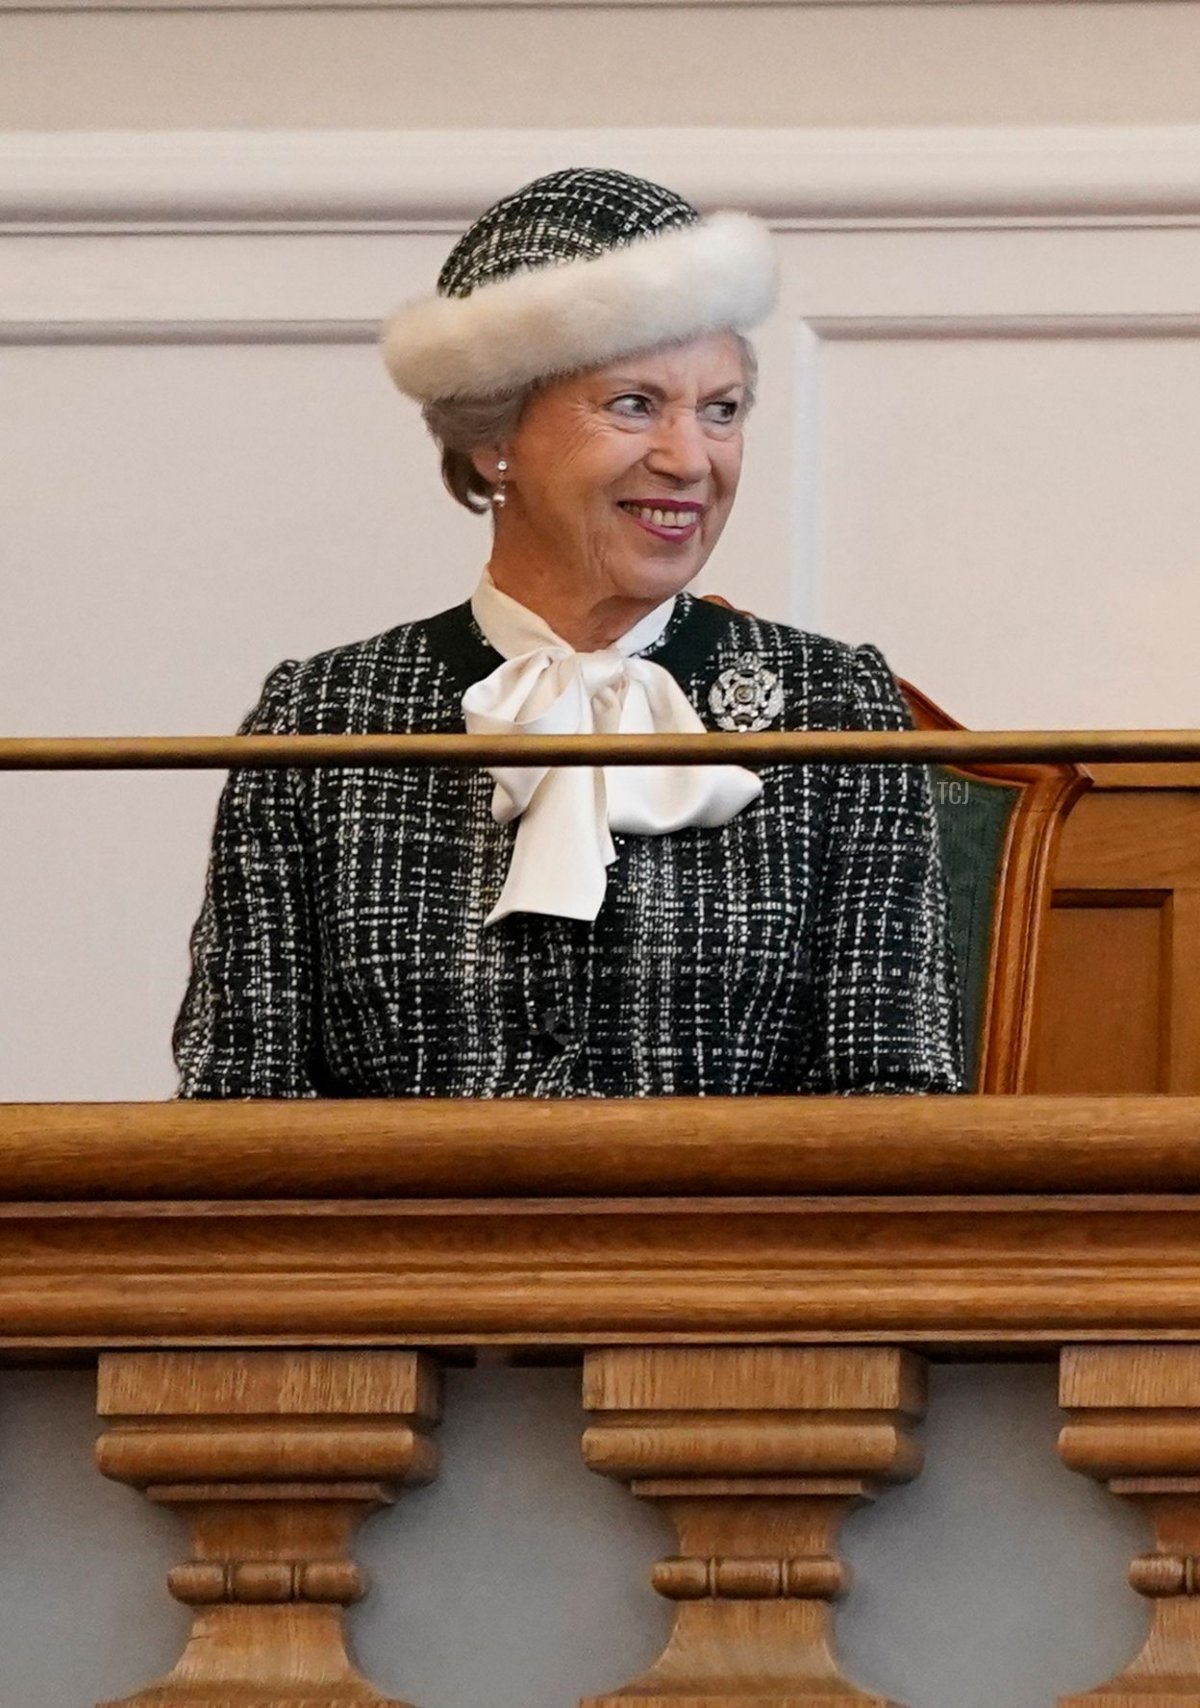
[1088,764,1200,790]
[1028,901,1167,1093]
[1029,773,1200,1093]
[1052,791,1200,890]
[1166,890,1200,1095]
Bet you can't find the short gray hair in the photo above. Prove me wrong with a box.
[422,333,759,515]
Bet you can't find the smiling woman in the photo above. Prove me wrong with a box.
[173,167,965,1100]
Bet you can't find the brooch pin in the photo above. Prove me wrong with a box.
[707,654,784,732]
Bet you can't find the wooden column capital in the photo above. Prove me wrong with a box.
[95,1350,441,1708]
[582,1346,924,1708]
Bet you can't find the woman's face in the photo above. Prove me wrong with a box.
[480,332,748,612]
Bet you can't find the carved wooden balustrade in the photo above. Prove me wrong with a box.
[0,1097,1199,1707]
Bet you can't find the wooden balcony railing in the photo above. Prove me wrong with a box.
[4,730,1199,1704]
[0,1096,1196,1707]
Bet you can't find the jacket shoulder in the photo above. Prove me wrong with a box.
[273,609,467,734]
[290,612,440,687]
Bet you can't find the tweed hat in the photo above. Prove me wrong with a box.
[381,167,778,403]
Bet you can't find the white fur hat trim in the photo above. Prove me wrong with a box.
[381,211,778,403]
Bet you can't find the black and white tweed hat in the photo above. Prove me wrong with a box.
[381,167,778,403]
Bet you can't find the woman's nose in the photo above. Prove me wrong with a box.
[644,409,709,484]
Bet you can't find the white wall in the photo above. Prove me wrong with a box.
[4,2,1200,130]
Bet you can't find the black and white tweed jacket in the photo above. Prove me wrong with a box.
[174,595,965,1099]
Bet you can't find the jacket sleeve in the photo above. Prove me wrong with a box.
[800,642,966,1095]
[173,661,323,1098]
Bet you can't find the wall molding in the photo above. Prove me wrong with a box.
[6,126,1200,233]
[10,312,1200,346]
[0,318,381,343]
[0,0,1143,11]
[809,312,1200,339]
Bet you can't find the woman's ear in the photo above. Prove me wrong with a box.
[470,446,507,485]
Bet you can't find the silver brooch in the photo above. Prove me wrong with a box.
[707,654,785,732]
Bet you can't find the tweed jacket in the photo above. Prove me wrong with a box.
[174,594,965,1099]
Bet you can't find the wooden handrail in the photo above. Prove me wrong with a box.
[0,1095,1198,1352]
[2,730,1200,769]
[0,1094,1197,1199]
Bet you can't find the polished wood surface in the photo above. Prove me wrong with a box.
[0,1100,1196,1353]
[1,1096,1199,1198]
[2,730,1200,769]
[96,1350,440,1708]
[1085,763,1200,790]
[1029,765,1200,1094]
[582,1348,923,1707]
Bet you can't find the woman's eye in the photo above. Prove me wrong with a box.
[702,399,740,425]
[609,393,654,418]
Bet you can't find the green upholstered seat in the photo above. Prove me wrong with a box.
[928,767,1021,1091]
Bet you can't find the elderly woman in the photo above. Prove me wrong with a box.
[174,168,964,1099]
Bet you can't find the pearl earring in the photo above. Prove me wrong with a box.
[491,458,509,510]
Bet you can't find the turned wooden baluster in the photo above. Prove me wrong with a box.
[581,1347,925,1707]
[95,1349,440,1708]
[1059,1344,1200,1705]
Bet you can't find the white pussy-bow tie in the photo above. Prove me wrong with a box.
[462,573,761,924]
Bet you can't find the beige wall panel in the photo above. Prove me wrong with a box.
[0,340,453,1099]
[815,332,1200,728]
[4,3,1200,131]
